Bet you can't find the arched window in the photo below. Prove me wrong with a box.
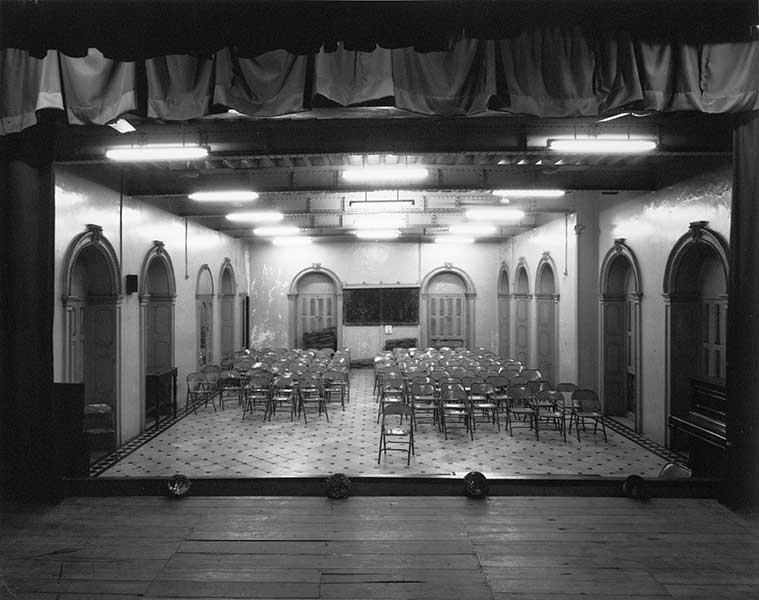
[535,254,559,384]
[196,265,214,367]
[61,224,122,444]
[514,261,531,365]
[219,259,237,359]
[420,265,476,349]
[663,222,728,429]
[497,264,511,359]
[600,240,643,430]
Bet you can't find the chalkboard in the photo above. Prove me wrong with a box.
[344,287,419,325]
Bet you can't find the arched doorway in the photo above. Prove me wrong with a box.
[420,265,476,349]
[663,222,728,442]
[140,241,176,426]
[600,239,643,430]
[535,254,559,384]
[196,265,214,367]
[514,260,531,365]
[288,265,343,349]
[219,259,237,359]
[497,263,511,359]
[61,224,121,441]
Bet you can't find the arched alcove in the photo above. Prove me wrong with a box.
[420,264,476,349]
[600,239,643,430]
[513,260,531,365]
[139,241,177,428]
[663,222,728,442]
[287,264,343,349]
[196,264,214,367]
[219,258,237,359]
[61,224,122,445]
[535,253,559,384]
[497,263,512,359]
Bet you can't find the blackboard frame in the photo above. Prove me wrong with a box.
[343,287,420,325]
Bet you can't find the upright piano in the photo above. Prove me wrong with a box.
[668,376,727,477]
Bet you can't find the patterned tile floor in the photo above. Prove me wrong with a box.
[98,369,680,478]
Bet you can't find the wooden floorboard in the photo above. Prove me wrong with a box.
[1,497,758,599]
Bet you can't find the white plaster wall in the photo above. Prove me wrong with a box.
[504,212,579,385]
[597,166,732,443]
[54,166,250,445]
[249,240,510,360]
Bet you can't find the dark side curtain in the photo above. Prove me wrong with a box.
[2,31,759,135]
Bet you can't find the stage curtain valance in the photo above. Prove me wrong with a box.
[2,30,759,135]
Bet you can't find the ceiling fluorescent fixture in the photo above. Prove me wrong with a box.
[105,144,208,161]
[189,190,259,202]
[465,208,525,221]
[348,199,415,211]
[547,138,657,153]
[435,235,475,244]
[253,225,300,236]
[342,167,428,183]
[449,224,497,235]
[350,214,405,229]
[353,229,400,240]
[272,237,312,246]
[108,118,136,134]
[492,189,565,198]
[225,211,283,223]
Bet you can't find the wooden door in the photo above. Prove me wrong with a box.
[221,296,234,358]
[428,295,465,347]
[68,300,85,383]
[84,303,116,407]
[147,301,172,371]
[514,296,530,365]
[299,295,334,346]
[536,297,555,383]
[604,301,626,415]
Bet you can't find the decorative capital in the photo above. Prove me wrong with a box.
[574,224,585,235]
[86,223,103,244]
[613,238,626,253]
[153,240,165,255]
[689,221,708,242]
[541,251,551,259]
[312,262,322,270]
[444,262,453,270]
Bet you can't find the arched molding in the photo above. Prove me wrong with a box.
[61,224,122,302]
[514,258,531,298]
[599,238,643,431]
[218,258,237,298]
[196,263,215,297]
[287,264,343,349]
[420,264,476,349]
[139,240,177,300]
[535,252,560,300]
[60,224,123,444]
[600,238,643,300]
[497,262,511,299]
[663,221,729,298]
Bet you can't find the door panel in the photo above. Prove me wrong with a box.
[514,297,530,365]
[604,301,626,415]
[69,301,85,383]
[536,298,555,383]
[85,304,116,407]
[221,297,234,358]
[147,301,172,370]
[429,294,466,346]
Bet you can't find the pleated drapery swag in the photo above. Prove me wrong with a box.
[3,28,759,136]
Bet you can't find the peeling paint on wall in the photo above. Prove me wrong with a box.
[249,263,290,348]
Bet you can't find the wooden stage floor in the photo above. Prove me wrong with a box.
[2,496,758,599]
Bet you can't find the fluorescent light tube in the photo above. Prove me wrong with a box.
[353,229,400,240]
[226,211,283,223]
[253,226,300,236]
[189,190,258,202]
[465,208,525,221]
[547,138,657,153]
[449,224,497,235]
[342,167,428,183]
[105,144,208,161]
[272,237,312,246]
[491,189,565,198]
[435,236,475,244]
